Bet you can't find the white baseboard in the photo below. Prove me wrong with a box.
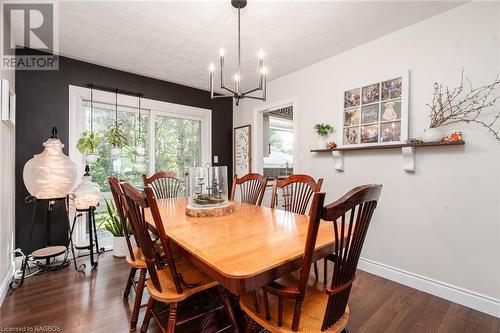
[0,266,14,307]
[358,257,500,318]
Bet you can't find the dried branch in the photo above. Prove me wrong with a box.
[427,70,500,142]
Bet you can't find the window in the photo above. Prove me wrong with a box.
[69,86,211,251]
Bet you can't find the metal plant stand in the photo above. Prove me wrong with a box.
[10,196,72,289]
[68,205,104,271]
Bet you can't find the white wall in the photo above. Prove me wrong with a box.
[234,2,500,316]
[0,14,16,304]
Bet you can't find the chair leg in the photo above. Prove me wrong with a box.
[252,290,260,313]
[323,258,328,286]
[140,297,155,333]
[124,267,137,299]
[167,303,178,333]
[131,268,147,331]
[217,285,240,333]
[277,296,283,327]
[313,261,319,280]
[291,298,304,332]
[262,290,271,320]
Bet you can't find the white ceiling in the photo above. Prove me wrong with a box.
[56,1,465,92]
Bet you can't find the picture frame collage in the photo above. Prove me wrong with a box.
[342,75,407,146]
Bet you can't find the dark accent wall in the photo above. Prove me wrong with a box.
[15,49,233,253]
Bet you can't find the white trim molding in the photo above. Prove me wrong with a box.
[0,266,14,306]
[358,257,500,318]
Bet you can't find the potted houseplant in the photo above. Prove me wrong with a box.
[107,124,128,157]
[76,131,102,163]
[101,198,133,257]
[314,123,334,149]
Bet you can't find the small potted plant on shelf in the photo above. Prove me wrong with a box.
[76,131,102,163]
[107,124,128,157]
[314,123,334,149]
[101,198,133,257]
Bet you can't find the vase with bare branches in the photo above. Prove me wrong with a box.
[423,70,500,142]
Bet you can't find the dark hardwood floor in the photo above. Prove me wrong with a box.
[1,253,498,332]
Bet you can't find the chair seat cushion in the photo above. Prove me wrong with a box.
[146,257,219,303]
[240,274,349,333]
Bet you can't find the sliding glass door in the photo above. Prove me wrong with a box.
[154,115,202,178]
[69,86,212,251]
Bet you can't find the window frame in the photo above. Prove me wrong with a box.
[68,85,212,252]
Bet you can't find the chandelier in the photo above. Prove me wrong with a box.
[209,0,267,106]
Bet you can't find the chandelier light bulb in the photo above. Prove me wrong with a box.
[219,48,225,57]
[258,49,265,59]
[209,63,215,72]
[261,66,268,75]
[234,73,240,81]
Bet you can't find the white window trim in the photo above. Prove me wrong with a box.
[69,85,212,178]
[68,85,212,253]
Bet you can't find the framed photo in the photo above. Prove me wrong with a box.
[233,125,251,176]
[362,83,380,104]
[344,107,360,127]
[339,72,409,147]
[344,88,360,108]
[343,127,359,145]
[1,79,15,127]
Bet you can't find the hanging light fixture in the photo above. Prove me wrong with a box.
[208,0,267,106]
[135,96,146,163]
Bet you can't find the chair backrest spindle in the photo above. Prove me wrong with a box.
[121,182,185,295]
[108,176,135,261]
[143,172,184,199]
[320,184,382,330]
[270,174,323,215]
[230,173,269,205]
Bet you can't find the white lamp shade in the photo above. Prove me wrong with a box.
[23,131,77,199]
[73,170,101,210]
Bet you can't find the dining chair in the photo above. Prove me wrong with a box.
[230,173,269,205]
[240,184,382,332]
[108,176,147,331]
[270,174,323,280]
[120,182,240,333]
[142,172,185,199]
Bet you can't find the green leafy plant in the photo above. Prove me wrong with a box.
[76,131,102,154]
[314,123,334,137]
[100,198,133,237]
[107,124,128,148]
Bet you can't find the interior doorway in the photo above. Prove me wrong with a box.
[262,105,294,178]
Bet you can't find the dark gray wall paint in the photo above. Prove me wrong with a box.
[15,50,233,253]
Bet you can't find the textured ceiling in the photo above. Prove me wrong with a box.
[55,1,464,92]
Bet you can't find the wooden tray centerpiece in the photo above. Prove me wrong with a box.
[185,164,234,217]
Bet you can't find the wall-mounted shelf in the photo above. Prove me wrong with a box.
[310,141,465,173]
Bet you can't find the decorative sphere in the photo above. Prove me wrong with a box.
[23,130,78,199]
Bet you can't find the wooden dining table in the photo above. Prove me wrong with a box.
[145,197,335,295]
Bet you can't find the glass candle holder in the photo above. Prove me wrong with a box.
[188,165,228,208]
